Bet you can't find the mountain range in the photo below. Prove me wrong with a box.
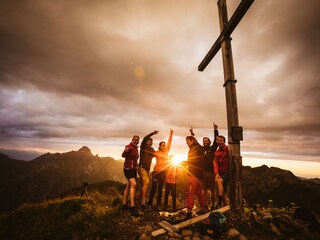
[0,146,319,213]
[242,165,320,211]
[0,146,125,213]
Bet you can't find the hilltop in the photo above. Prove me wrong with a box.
[0,182,319,240]
[1,147,320,239]
[1,146,320,214]
[242,165,320,211]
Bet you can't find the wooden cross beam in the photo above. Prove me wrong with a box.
[152,206,230,237]
[198,0,254,210]
[198,0,254,71]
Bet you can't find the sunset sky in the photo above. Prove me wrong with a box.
[0,0,319,178]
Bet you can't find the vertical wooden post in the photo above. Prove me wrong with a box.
[217,0,242,210]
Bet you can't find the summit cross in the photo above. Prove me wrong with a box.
[198,0,254,210]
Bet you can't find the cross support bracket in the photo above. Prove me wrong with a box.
[231,126,243,143]
[223,79,237,87]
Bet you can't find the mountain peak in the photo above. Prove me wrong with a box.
[78,146,92,154]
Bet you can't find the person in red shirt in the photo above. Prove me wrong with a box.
[213,135,229,208]
[121,135,140,217]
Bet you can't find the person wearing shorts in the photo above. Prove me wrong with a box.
[121,135,140,216]
[138,130,158,210]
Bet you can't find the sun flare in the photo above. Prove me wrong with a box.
[170,153,187,166]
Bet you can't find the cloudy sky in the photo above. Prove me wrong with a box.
[0,0,319,177]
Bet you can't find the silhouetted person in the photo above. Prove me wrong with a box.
[148,129,173,210]
[163,155,180,212]
[185,135,206,218]
[190,123,219,210]
[138,130,158,210]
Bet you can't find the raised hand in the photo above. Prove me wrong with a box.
[189,126,194,135]
[124,145,130,152]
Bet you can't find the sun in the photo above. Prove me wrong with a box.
[170,153,187,166]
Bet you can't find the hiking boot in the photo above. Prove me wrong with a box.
[215,203,222,210]
[130,206,139,217]
[185,212,192,219]
[199,207,207,215]
[121,204,129,210]
[140,204,149,212]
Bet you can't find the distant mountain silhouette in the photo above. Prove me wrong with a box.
[242,165,320,212]
[1,149,319,213]
[300,177,320,185]
[0,147,125,212]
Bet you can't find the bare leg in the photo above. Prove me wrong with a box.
[123,181,131,205]
[206,189,211,207]
[129,178,137,207]
[211,188,216,207]
[141,184,148,205]
[223,184,229,206]
[216,178,224,206]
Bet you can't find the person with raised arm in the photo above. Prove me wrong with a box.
[213,135,229,208]
[148,129,174,210]
[184,134,206,218]
[121,135,140,217]
[138,130,159,211]
[190,123,219,210]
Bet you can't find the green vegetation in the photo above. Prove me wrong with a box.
[226,202,296,235]
[0,187,122,240]
[1,186,319,240]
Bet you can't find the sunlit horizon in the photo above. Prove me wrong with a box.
[242,157,320,179]
[1,143,319,179]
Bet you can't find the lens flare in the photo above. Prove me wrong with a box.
[170,153,187,166]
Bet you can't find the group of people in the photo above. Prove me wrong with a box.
[121,124,230,217]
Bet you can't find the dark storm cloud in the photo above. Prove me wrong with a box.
[0,0,213,101]
[0,1,142,98]
[0,0,319,163]
[232,0,320,133]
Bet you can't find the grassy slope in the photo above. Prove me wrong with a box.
[0,190,120,240]
[1,185,319,240]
